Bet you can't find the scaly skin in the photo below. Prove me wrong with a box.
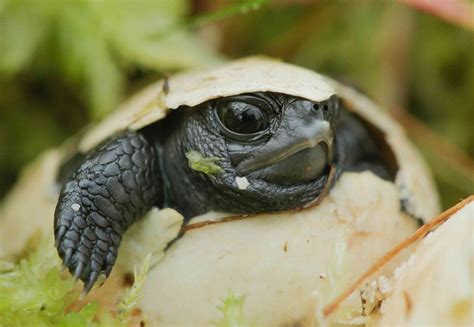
[54,132,162,292]
[55,92,390,292]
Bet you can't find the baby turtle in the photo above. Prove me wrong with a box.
[42,58,437,291]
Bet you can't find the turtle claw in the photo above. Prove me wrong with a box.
[84,271,100,293]
[63,248,73,268]
[74,261,85,280]
[55,226,67,247]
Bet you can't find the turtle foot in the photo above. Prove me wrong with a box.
[54,132,162,292]
[54,183,121,292]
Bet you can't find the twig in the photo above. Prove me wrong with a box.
[323,195,473,317]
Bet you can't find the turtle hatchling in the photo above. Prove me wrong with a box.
[0,57,439,309]
[51,57,440,291]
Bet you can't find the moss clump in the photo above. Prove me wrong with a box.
[0,236,94,326]
[0,234,151,327]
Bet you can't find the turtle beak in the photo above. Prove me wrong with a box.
[236,99,334,183]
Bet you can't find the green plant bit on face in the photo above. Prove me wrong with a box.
[186,150,224,175]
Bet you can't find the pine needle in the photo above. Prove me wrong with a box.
[323,195,474,317]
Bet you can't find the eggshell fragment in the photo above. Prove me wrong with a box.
[139,172,420,326]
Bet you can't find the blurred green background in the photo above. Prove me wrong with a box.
[0,0,473,209]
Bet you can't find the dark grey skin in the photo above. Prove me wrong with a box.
[54,92,390,292]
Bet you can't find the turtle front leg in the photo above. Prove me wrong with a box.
[54,132,163,292]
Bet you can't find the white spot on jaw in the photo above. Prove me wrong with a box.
[71,203,81,212]
[236,176,250,190]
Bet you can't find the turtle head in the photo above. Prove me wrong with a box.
[216,93,339,184]
[162,92,340,217]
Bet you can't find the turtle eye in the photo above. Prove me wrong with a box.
[216,99,269,138]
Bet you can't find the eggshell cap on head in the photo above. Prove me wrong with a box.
[79,56,336,152]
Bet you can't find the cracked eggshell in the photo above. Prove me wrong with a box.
[1,56,438,290]
[332,84,439,222]
[138,172,420,326]
[78,57,336,152]
[79,56,439,221]
[375,202,473,326]
[0,56,441,326]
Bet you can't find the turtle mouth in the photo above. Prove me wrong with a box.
[236,120,333,184]
[245,142,330,184]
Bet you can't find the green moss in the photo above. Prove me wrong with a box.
[0,236,91,326]
[0,235,151,327]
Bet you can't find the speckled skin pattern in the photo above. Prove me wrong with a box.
[55,92,387,291]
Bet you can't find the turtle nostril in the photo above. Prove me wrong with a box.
[323,104,329,112]
[313,103,320,111]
